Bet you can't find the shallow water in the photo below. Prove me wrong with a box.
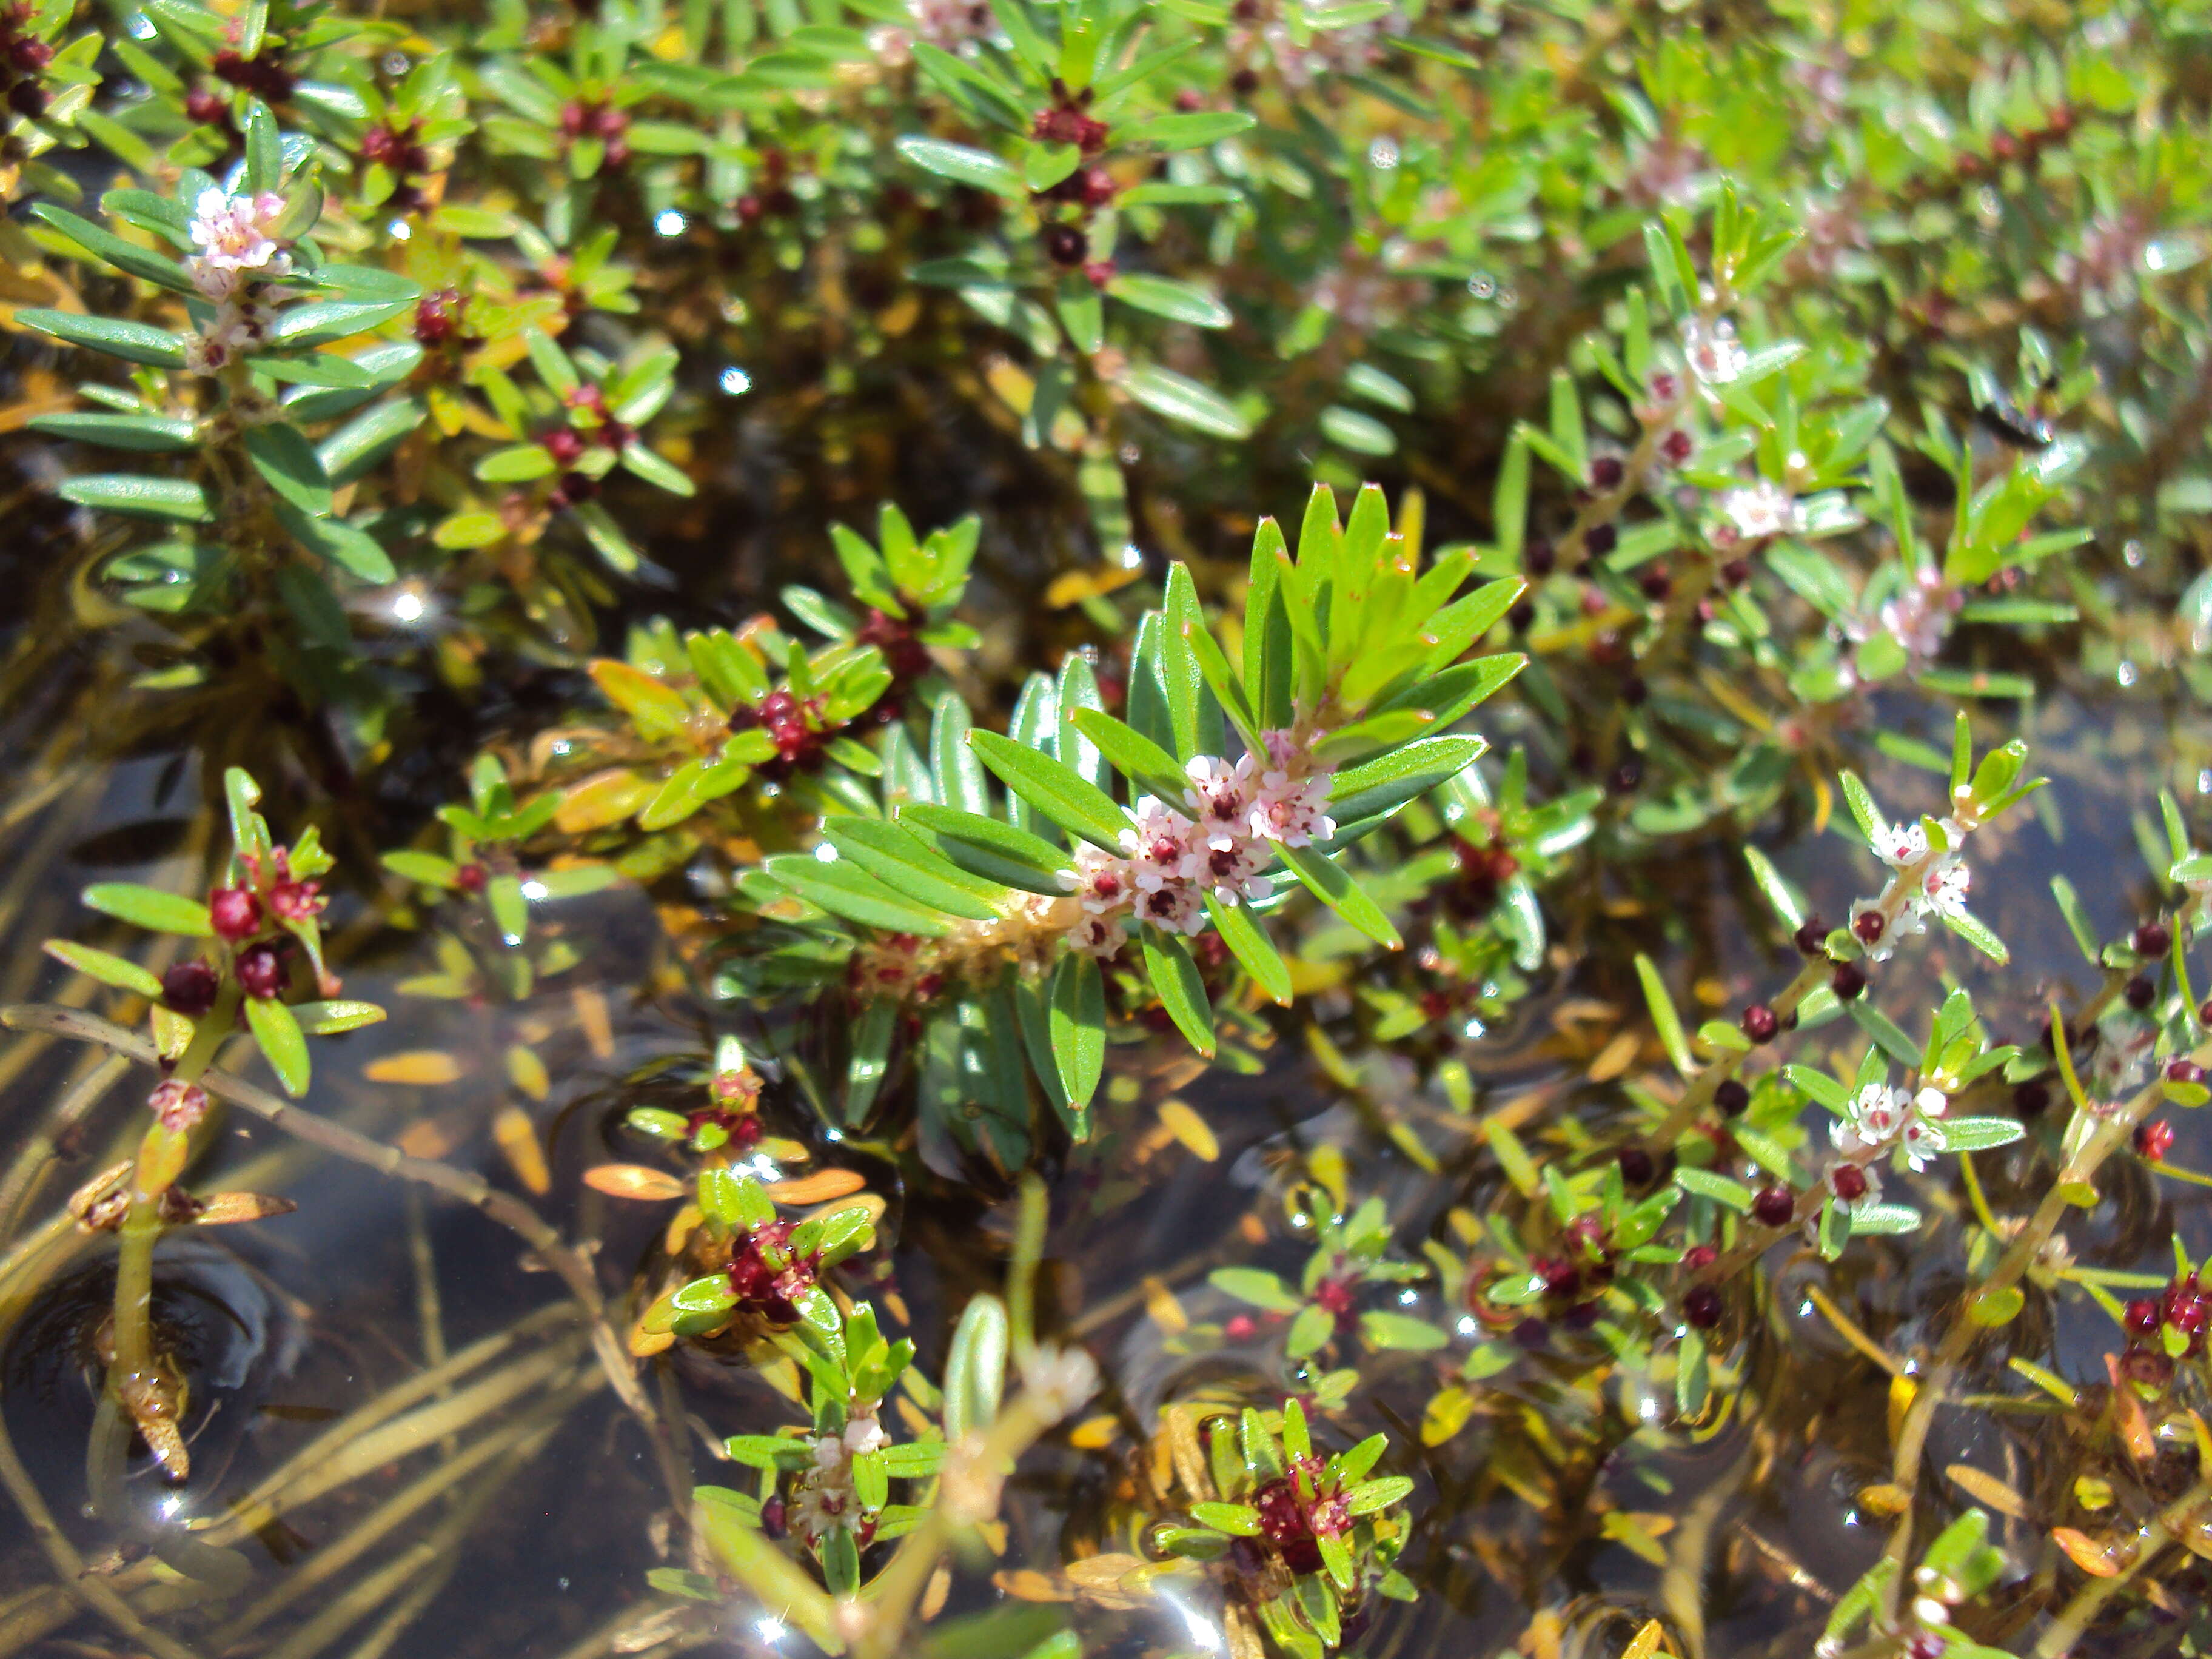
[0,411,2205,1659]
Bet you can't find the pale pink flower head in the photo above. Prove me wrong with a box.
[1898,1115,1943,1173]
[1190,834,1274,908]
[1681,317,1747,387]
[1250,768,1335,848]
[1873,820,1929,871]
[1184,754,1256,850]
[1132,878,1207,937]
[186,188,291,298]
[905,0,992,48]
[1059,843,1135,916]
[1068,911,1129,960]
[1127,797,1198,893]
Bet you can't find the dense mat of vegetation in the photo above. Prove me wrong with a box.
[2,1,2212,1656]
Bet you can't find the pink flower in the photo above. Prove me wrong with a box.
[1875,566,1960,663]
[1872,820,1928,870]
[1068,911,1129,959]
[1714,479,1800,545]
[186,188,291,299]
[1184,754,1255,850]
[1681,318,1747,387]
[1917,858,1970,920]
[1059,843,1134,916]
[1250,768,1335,848]
[1132,879,1207,936]
[1190,834,1274,907]
[1127,798,1197,893]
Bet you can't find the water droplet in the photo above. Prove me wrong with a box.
[1466,272,1496,299]
[720,366,752,395]
[2117,660,2137,687]
[1367,138,1399,170]
[383,52,411,75]
[654,209,687,237]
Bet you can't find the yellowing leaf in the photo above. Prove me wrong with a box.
[2051,1526,2125,1577]
[1143,1276,1187,1332]
[762,1168,867,1205]
[504,1042,551,1101]
[555,769,659,834]
[494,1105,550,1195]
[364,1050,464,1085]
[1946,1464,2029,1520]
[1068,1414,1119,1450]
[1621,1619,1666,1659]
[583,1164,686,1201]
[1159,1099,1219,1161]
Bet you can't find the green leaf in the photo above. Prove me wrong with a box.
[894,135,1025,197]
[42,939,165,997]
[82,883,213,936]
[276,501,397,583]
[1189,1501,1261,1536]
[898,803,1076,893]
[1278,842,1400,949]
[29,204,198,293]
[59,475,211,521]
[1344,1475,1413,1515]
[968,730,1133,853]
[763,854,954,937]
[1067,706,1187,803]
[1206,893,1290,1005]
[1743,846,1805,929]
[28,411,198,451]
[1207,1268,1301,1313]
[1359,1312,1449,1352]
[1634,953,1694,1076]
[246,423,334,517]
[1119,363,1252,440]
[1327,735,1486,827]
[246,996,310,1096]
[1141,928,1215,1057]
[825,817,1005,921]
[1048,950,1106,1114]
[1107,273,1230,329]
[16,308,187,367]
[1937,1116,2026,1153]
[289,999,387,1034]
[1114,110,1256,148]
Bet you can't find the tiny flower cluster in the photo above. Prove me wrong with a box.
[1057,731,1335,959]
[791,1411,890,1543]
[1851,815,1972,962]
[1828,1080,1951,1195]
[183,188,294,372]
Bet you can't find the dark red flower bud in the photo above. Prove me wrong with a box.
[1714,1079,1749,1116]
[2125,973,2156,1011]
[2135,920,2171,958]
[209,885,262,940]
[1078,166,1118,207]
[2124,1296,2162,1336]
[1905,1637,1946,1659]
[1582,523,1617,560]
[1751,1185,1795,1227]
[1682,1245,1717,1271]
[2135,1119,2174,1162]
[1081,258,1116,289]
[2118,1348,2174,1390]
[1659,428,1695,466]
[1719,556,1752,588]
[1589,455,1625,490]
[184,87,228,125]
[2168,1058,2204,1085]
[1041,223,1088,266]
[543,427,586,466]
[1647,372,1680,401]
[1683,1286,1723,1329]
[1830,962,1868,1001]
[1523,538,1555,578]
[1637,565,1672,601]
[1792,915,1828,956]
[1223,1313,1257,1341]
[1853,910,1886,945]
[235,941,286,1000]
[1175,88,1204,112]
[8,35,52,72]
[1829,1164,1869,1201]
[161,959,220,1017]
[1617,1147,1655,1187]
[1740,1003,1779,1044]
[593,105,628,138]
[558,101,589,136]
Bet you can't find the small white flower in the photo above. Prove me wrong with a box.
[1132,878,1208,936]
[1715,478,1801,545]
[1681,317,1748,387]
[1897,1116,1943,1173]
[1913,1085,1949,1121]
[1847,1082,1906,1143]
[1067,910,1128,959]
[1917,858,1971,920]
[1873,820,1929,871]
[904,0,993,49]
